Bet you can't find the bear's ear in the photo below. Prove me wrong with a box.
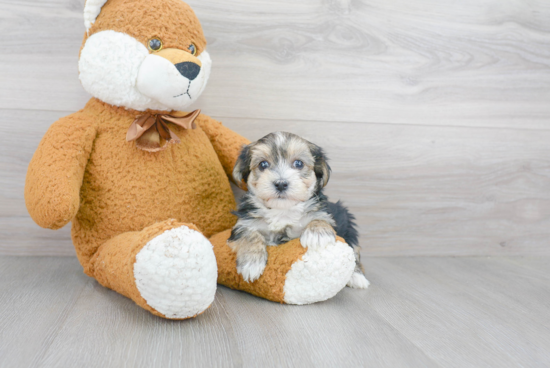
[84,0,109,32]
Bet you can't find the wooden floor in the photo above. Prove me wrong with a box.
[1,255,548,368]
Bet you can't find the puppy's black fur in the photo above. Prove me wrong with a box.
[326,200,359,248]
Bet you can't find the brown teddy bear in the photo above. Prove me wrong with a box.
[25,0,356,319]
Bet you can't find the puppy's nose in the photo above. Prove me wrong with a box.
[274,180,289,192]
[175,62,201,80]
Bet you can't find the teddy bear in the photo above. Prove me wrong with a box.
[24,0,356,319]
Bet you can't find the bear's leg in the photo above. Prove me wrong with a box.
[210,230,355,304]
[90,219,217,319]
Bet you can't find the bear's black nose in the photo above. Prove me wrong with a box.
[174,62,201,80]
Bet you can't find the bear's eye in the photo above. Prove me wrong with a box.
[259,161,270,171]
[188,43,197,56]
[148,38,163,51]
[293,160,304,169]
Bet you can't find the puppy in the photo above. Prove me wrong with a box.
[228,132,369,289]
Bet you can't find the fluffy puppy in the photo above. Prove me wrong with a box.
[228,132,369,289]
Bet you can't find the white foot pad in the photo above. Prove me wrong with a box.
[347,272,370,289]
[134,226,217,319]
[283,241,355,305]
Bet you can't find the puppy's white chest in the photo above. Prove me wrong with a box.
[263,208,306,235]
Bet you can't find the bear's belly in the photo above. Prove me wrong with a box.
[73,124,237,253]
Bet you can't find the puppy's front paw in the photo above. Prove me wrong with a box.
[236,250,268,282]
[300,221,336,250]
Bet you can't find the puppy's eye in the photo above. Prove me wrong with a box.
[188,43,197,56]
[293,160,304,169]
[148,38,163,51]
[259,161,270,171]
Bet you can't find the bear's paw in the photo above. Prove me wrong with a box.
[283,240,355,305]
[134,225,217,319]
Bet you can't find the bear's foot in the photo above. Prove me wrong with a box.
[134,225,217,319]
[211,230,355,305]
[90,220,217,319]
[283,240,355,304]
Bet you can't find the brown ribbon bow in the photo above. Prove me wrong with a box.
[126,109,201,152]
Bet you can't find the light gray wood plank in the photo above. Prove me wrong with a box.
[216,285,438,368]
[36,282,243,368]
[1,256,549,368]
[1,0,550,129]
[0,217,74,256]
[3,109,550,256]
[0,256,89,368]
[23,259,438,368]
[363,256,550,367]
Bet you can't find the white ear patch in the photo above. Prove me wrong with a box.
[84,0,109,32]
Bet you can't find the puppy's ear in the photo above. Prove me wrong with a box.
[233,144,253,189]
[310,144,331,188]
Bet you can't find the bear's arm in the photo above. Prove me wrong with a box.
[25,111,97,230]
[196,114,250,182]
